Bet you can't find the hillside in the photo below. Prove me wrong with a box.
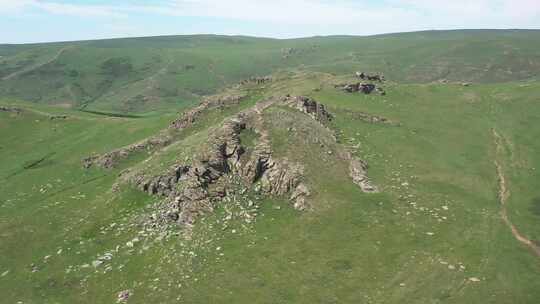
[1,30,540,113]
[1,30,540,304]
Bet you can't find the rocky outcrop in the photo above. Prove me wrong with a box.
[83,91,247,169]
[237,107,310,210]
[128,164,191,197]
[239,76,272,86]
[170,93,246,129]
[117,94,377,230]
[355,72,385,82]
[283,95,333,124]
[347,111,395,125]
[349,157,379,193]
[83,134,172,169]
[49,115,68,120]
[131,97,313,228]
[336,82,385,95]
[0,106,22,114]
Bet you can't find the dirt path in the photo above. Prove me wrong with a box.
[2,46,72,81]
[492,129,540,258]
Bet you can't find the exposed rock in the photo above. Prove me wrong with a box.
[127,164,191,197]
[83,91,246,169]
[338,82,377,94]
[355,72,385,82]
[117,290,132,303]
[282,95,333,124]
[170,93,246,129]
[134,97,313,228]
[347,111,394,125]
[348,156,379,193]
[115,94,377,231]
[0,106,22,114]
[239,76,272,85]
[49,115,68,120]
[83,133,172,169]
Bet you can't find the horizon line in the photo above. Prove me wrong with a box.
[2,28,539,46]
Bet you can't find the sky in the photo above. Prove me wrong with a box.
[1,0,539,44]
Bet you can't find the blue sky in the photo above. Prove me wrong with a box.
[1,0,539,44]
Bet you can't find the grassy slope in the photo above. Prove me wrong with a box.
[1,30,540,113]
[1,76,540,303]
[1,31,540,303]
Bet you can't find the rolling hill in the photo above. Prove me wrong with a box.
[1,30,540,304]
[1,30,540,113]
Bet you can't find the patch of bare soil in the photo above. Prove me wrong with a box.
[493,129,540,258]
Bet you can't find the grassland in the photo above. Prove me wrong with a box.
[1,30,540,114]
[1,30,540,303]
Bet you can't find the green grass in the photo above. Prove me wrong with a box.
[2,30,540,113]
[1,31,540,303]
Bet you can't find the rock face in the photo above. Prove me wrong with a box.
[126,97,313,228]
[107,94,377,230]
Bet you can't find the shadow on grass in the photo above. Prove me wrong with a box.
[529,197,540,217]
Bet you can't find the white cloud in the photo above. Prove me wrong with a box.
[0,0,538,41]
[0,0,34,13]
[36,2,127,18]
[0,0,126,18]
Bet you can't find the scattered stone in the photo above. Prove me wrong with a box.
[49,115,68,120]
[355,72,385,82]
[117,290,132,303]
[348,157,378,193]
[92,260,103,268]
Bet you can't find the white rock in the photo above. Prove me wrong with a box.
[469,277,481,282]
[92,260,103,268]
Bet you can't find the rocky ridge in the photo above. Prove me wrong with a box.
[88,93,378,231]
[83,92,247,169]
